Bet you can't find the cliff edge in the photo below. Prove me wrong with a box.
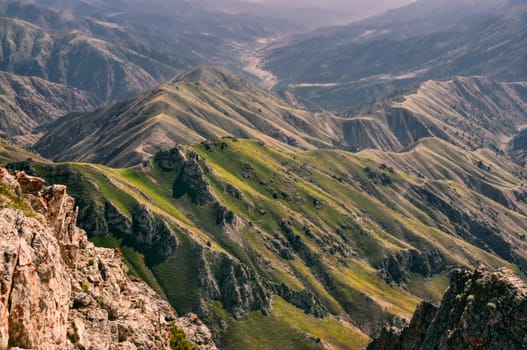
[367,266,527,350]
[0,168,217,350]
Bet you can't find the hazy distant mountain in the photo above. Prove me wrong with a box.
[341,76,527,154]
[0,0,305,104]
[35,0,301,62]
[263,0,527,112]
[0,70,94,138]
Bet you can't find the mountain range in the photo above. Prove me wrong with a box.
[0,0,525,349]
[262,0,527,112]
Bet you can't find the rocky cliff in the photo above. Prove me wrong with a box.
[0,168,217,350]
[367,266,527,350]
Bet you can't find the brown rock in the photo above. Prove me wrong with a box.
[0,169,217,350]
[367,266,527,350]
[15,171,45,194]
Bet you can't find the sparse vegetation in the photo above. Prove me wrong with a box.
[169,324,198,350]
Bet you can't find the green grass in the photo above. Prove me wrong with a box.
[14,136,527,349]
[0,183,34,217]
[118,167,191,225]
[210,302,324,350]
[76,164,138,216]
[272,297,370,350]
[151,229,202,315]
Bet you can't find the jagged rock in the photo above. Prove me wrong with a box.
[0,168,20,193]
[178,314,217,350]
[215,204,237,227]
[173,153,215,205]
[274,284,328,318]
[224,183,243,200]
[378,249,446,284]
[132,205,178,259]
[78,199,108,237]
[216,253,272,319]
[0,169,217,350]
[0,209,71,349]
[155,147,187,172]
[15,172,45,194]
[367,266,527,350]
[105,201,133,236]
[197,247,272,320]
[263,234,296,261]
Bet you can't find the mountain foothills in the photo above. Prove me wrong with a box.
[262,0,527,112]
[0,0,524,349]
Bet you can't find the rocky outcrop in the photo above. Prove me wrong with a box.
[155,147,187,172]
[173,152,215,205]
[132,205,178,260]
[378,249,446,284]
[367,266,527,350]
[273,284,327,318]
[0,169,217,350]
[177,313,217,350]
[205,252,272,320]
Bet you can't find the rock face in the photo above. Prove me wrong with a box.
[0,169,217,350]
[197,249,273,320]
[173,152,215,205]
[132,205,178,260]
[378,249,446,284]
[367,266,527,350]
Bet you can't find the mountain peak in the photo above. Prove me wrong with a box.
[169,66,255,92]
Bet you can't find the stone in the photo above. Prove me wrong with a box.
[0,169,217,350]
[367,266,527,350]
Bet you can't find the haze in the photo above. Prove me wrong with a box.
[244,0,416,16]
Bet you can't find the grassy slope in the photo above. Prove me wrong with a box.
[10,138,527,349]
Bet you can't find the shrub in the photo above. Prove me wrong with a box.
[98,260,107,281]
[170,324,198,350]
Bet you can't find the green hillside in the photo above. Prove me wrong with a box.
[10,136,527,349]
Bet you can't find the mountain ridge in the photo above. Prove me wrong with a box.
[342,76,527,154]
[34,66,347,167]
